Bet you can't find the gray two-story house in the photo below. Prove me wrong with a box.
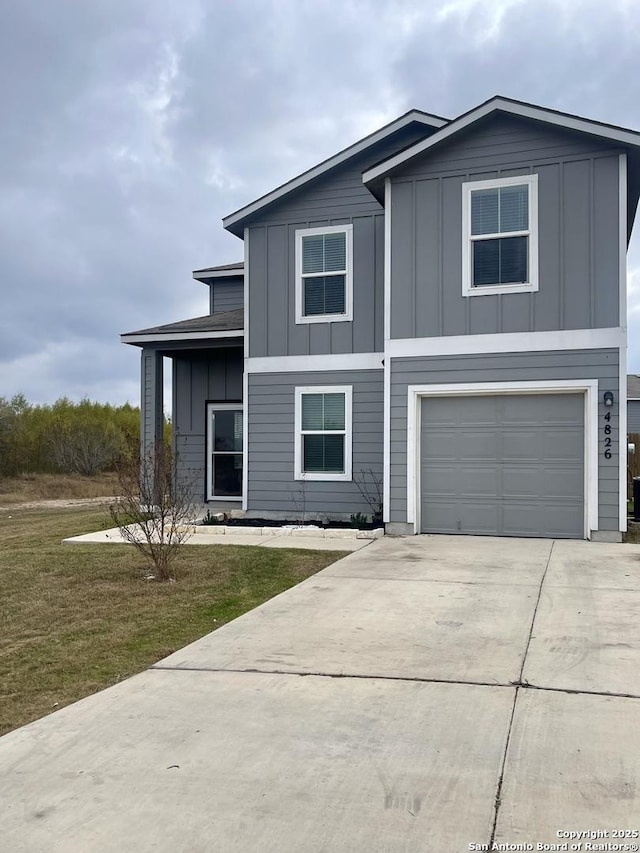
[123,96,640,542]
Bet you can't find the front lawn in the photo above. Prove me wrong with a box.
[0,507,347,736]
[0,471,120,504]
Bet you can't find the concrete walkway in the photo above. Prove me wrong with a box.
[2,534,640,851]
[63,525,376,552]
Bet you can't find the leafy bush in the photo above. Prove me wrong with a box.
[0,394,155,478]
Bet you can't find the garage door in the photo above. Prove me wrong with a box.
[420,394,584,538]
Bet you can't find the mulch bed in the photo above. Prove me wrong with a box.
[202,516,379,531]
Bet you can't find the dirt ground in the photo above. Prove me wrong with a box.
[0,496,117,512]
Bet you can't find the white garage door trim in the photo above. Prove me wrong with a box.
[406,380,599,538]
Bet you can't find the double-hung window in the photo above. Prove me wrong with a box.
[462,174,538,296]
[294,386,352,481]
[295,225,353,323]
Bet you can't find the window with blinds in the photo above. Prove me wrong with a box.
[462,175,538,296]
[301,392,345,473]
[295,386,352,481]
[295,225,353,323]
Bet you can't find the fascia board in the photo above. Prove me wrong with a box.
[192,269,244,282]
[121,330,244,345]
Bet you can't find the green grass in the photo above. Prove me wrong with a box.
[0,507,347,736]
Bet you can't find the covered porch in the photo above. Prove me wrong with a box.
[121,310,244,510]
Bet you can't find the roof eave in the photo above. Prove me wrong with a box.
[121,329,244,347]
[192,268,244,283]
[222,109,449,237]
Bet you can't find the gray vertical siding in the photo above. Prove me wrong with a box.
[389,115,622,339]
[173,347,243,500]
[140,348,163,457]
[389,349,620,534]
[247,370,383,519]
[628,400,640,434]
[211,278,244,314]
[247,125,431,358]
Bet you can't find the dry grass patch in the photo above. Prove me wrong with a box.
[0,507,347,736]
[0,472,120,505]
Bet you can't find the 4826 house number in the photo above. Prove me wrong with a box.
[603,410,612,459]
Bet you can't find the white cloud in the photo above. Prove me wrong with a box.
[627,260,640,372]
[1,0,640,403]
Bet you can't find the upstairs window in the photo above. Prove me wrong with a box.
[294,386,352,481]
[295,225,353,323]
[462,174,538,297]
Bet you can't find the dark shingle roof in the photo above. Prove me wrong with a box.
[628,375,640,399]
[123,308,243,337]
[193,262,244,275]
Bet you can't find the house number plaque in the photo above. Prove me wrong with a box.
[603,410,612,459]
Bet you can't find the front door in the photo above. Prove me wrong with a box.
[206,403,243,501]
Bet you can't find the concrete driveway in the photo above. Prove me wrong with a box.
[2,535,640,852]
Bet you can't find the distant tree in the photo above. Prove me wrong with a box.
[0,398,17,476]
[0,395,145,478]
[50,421,122,476]
[9,393,30,417]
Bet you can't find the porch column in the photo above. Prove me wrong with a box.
[140,348,164,459]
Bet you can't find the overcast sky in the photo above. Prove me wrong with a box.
[1,0,639,407]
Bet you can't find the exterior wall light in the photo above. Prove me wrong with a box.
[603,391,614,407]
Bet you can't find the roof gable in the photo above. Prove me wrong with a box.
[363,96,640,239]
[222,109,447,237]
[363,96,640,186]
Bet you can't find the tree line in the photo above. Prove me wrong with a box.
[0,395,151,478]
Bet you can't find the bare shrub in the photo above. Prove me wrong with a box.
[353,468,383,524]
[109,441,198,581]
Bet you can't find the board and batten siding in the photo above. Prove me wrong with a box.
[247,126,432,359]
[628,400,640,434]
[389,348,620,533]
[389,114,621,339]
[247,370,383,518]
[141,349,163,453]
[210,278,244,314]
[173,348,243,501]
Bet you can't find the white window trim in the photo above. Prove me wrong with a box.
[246,352,382,373]
[405,380,598,539]
[462,174,538,297]
[295,224,353,324]
[206,402,244,502]
[294,385,353,481]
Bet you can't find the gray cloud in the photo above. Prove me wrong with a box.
[1,0,639,405]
